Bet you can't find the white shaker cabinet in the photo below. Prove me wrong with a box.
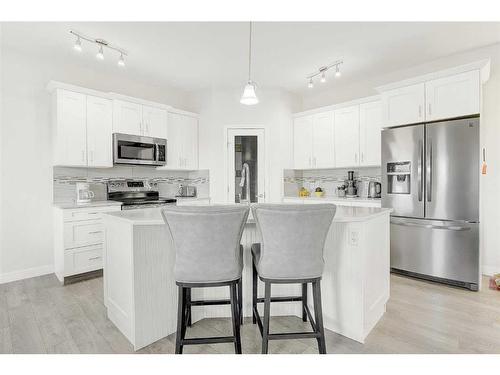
[425,70,480,122]
[312,111,335,168]
[334,105,360,168]
[381,83,425,127]
[87,96,113,168]
[53,90,87,167]
[112,100,143,136]
[293,116,314,169]
[165,112,199,170]
[359,101,383,166]
[142,105,168,139]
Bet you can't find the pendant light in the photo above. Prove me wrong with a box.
[240,22,259,105]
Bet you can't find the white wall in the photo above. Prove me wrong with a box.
[0,45,193,283]
[302,43,500,276]
[190,87,301,204]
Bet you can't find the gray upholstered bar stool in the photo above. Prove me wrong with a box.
[251,204,336,354]
[161,205,249,354]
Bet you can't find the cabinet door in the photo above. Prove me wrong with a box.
[312,111,335,168]
[142,105,167,139]
[57,90,87,166]
[182,115,199,169]
[425,70,480,122]
[166,112,183,168]
[359,101,383,166]
[87,96,113,167]
[293,116,313,169]
[112,100,142,136]
[334,105,360,168]
[381,83,425,126]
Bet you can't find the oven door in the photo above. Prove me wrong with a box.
[113,133,167,166]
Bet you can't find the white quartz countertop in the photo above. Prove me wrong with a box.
[102,205,391,226]
[284,196,381,204]
[53,200,123,209]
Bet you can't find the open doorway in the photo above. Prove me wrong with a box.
[226,128,266,203]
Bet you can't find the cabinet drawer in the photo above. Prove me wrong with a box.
[64,221,104,248]
[65,245,103,276]
[63,205,121,222]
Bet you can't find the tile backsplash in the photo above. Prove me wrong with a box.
[284,167,381,198]
[53,166,210,205]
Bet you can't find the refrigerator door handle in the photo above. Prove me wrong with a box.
[418,139,423,201]
[426,138,432,202]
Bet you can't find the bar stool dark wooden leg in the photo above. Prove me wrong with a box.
[238,278,243,325]
[186,288,192,327]
[175,286,185,354]
[261,281,272,354]
[302,283,308,322]
[252,261,258,324]
[230,283,242,354]
[312,280,326,354]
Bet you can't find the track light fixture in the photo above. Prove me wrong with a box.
[70,30,128,67]
[306,60,343,88]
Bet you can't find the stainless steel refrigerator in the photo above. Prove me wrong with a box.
[381,117,480,291]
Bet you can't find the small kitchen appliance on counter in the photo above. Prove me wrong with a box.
[107,180,176,210]
[76,182,95,204]
[345,170,358,197]
[177,185,197,198]
[368,181,382,198]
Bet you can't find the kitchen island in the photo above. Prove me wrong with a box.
[102,205,391,350]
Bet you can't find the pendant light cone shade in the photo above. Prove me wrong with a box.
[240,81,259,105]
[240,22,259,105]
[74,37,82,52]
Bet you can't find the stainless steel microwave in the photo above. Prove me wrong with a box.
[113,133,167,166]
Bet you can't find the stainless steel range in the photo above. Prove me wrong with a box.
[107,180,176,210]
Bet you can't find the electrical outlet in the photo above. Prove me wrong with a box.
[349,229,359,247]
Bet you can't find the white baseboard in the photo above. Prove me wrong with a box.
[482,265,500,277]
[0,264,54,284]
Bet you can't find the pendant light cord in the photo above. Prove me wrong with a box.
[248,21,252,82]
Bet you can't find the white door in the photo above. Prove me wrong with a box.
[227,128,266,203]
[334,105,360,168]
[86,96,113,168]
[112,100,143,136]
[359,101,383,166]
[381,83,425,126]
[293,116,313,169]
[425,70,480,122]
[142,105,168,139]
[58,90,87,166]
[182,115,199,170]
[312,111,335,168]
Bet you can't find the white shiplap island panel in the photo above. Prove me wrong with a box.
[102,206,391,350]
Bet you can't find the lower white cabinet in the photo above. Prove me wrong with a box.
[54,204,122,283]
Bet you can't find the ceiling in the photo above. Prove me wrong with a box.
[3,22,500,96]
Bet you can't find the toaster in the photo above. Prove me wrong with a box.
[178,185,197,197]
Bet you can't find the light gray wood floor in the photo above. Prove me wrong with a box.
[1,273,500,354]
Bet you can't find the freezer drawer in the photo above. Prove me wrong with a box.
[390,217,479,289]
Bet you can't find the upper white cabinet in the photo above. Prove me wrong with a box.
[113,100,167,139]
[425,70,480,122]
[381,83,425,127]
[53,90,88,167]
[52,89,112,168]
[87,96,113,168]
[165,112,199,170]
[293,112,335,169]
[312,112,335,168]
[334,105,360,168]
[359,101,383,166]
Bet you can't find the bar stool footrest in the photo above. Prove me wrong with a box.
[182,336,235,345]
[190,299,231,306]
[268,332,320,341]
[256,296,303,303]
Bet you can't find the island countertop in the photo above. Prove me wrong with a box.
[102,205,392,226]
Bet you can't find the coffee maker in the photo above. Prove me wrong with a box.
[345,171,358,197]
[76,182,95,204]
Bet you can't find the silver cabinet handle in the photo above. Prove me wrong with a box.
[426,139,432,202]
[428,103,432,117]
[417,139,423,201]
[361,152,364,163]
[355,153,358,164]
[88,256,101,261]
[88,231,102,235]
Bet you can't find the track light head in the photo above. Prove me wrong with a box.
[118,53,125,67]
[308,78,314,88]
[96,45,104,60]
[320,71,326,83]
[73,37,82,52]
[335,65,341,78]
